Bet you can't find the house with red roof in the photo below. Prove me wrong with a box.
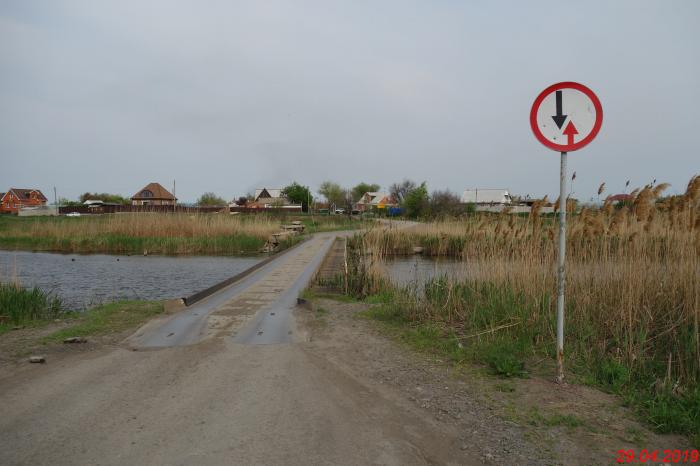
[0,188,48,214]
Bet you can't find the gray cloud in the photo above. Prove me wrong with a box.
[1,0,698,202]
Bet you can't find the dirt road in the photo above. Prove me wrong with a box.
[0,231,491,466]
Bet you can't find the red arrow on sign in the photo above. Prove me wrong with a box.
[563,121,579,146]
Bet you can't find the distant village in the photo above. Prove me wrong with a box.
[1,180,632,217]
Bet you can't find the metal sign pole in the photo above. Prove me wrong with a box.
[556,151,568,383]
[531,81,602,383]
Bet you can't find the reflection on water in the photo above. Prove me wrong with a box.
[0,250,261,310]
[383,255,466,287]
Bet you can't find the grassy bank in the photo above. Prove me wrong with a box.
[0,213,361,256]
[0,213,282,255]
[42,300,163,343]
[0,283,63,333]
[0,299,164,361]
[300,215,362,233]
[345,176,700,442]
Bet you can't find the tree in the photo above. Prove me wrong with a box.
[282,182,312,212]
[403,182,429,218]
[389,179,417,205]
[318,181,346,208]
[79,192,130,205]
[196,192,227,206]
[351,182,380,202]
[234,196,248,206]
[59,197,81,207]
[429,189,463,217]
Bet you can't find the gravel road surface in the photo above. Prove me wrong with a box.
[0,231,483,466]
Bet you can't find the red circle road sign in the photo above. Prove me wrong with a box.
[530,82,603,152]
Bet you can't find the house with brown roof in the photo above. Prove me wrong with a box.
[0,188,48,214]
[354,192,397,212]
[242,188,301,210]
[131,182,177,206]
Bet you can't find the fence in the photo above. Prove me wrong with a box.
[57,205,304,215]
[18,206,59,216]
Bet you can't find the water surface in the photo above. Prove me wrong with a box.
[0,250,261,310]
[383,255,465,287]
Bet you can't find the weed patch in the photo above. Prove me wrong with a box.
[43,300,163,342]
[0,283,63,326]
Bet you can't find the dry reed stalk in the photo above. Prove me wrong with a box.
[361,175,699,385]
[14,213,280,240]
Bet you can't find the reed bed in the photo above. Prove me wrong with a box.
[348,175,700,437]
[23,213,280,238]
[0,213,283,255]
[0,283,63,327]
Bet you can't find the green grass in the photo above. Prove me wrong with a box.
[526,407,585,429]
[42,300,163,343]
[495,382,516,393]
[299,216,362,233]
[349,278,700,442]
[0,283,63,328]
[479,339,528,378]
[0,316,57,336]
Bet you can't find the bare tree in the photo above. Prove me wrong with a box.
[429,189,462,217]
[389,179,417,204]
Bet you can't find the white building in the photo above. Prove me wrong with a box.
[460,189,512,205]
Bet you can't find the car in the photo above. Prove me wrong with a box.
[66,212,81,217]
[334,208,345,215]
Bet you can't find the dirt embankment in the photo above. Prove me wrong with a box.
[296,296,691,465]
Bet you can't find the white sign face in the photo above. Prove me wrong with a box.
[530,82,603,152]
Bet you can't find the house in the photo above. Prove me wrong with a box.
[131,182,177,206]
[354,192,396,212]
[460,189,512,205]
[244,188,301,210]
[83,199,105,207]
[0,188,48,214]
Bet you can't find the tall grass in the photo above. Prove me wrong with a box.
[0,283,63,326]
[0,213,283,255]
[347,175,700,438]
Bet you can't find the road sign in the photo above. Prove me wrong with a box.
[530,81,603,384]
[530,81,603,152]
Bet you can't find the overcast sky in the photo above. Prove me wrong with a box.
[1,0,698,203]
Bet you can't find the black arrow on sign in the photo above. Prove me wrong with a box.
[551,90,567,129]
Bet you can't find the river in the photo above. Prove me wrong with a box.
[0,250,262,310]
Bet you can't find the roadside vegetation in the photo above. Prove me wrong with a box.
[301,215,361,233]
[344,175,700,442]
[0,298,164,362]
[0,282,162,341]
[0,213,285,255]
[42,300,163,343]
[0,212,361,256]
[0,283,63,333]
